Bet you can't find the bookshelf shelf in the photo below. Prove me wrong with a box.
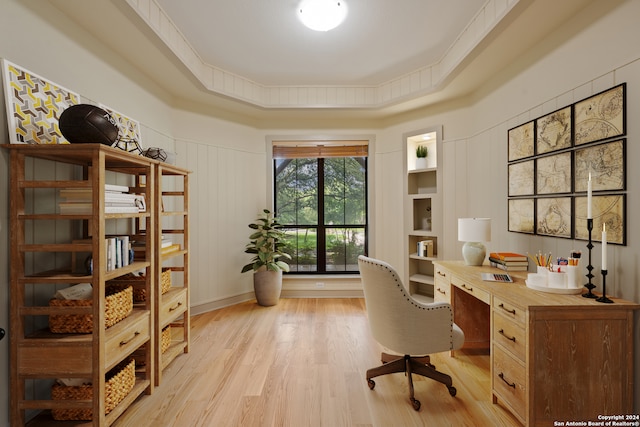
[404,127,442,300]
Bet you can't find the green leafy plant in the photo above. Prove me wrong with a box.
[416,145,428,158]
[241,209,291,273]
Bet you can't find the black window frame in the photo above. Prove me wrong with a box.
[273,156,368,274]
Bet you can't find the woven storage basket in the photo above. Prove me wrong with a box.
[108,269,171,303]
[161,325,172,353]
[49,285,133,334]
[160,268,172,294]
[51,359,135,421]
[107,274,146,303]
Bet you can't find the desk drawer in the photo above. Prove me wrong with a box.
[434,268,451,303]
[493,296,526,327]
[451,276,490,304]
[160,288,188,327]
[493,312,526,361]
[105,311,150,369]
[493,346,526,421]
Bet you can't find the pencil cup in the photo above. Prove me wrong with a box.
[562,265,581,289]
[548,271,567,288]
[537,266,549,276]
[527,273,547,287]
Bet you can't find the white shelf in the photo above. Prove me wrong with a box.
[404,127,442,299]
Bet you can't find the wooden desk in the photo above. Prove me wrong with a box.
[433,260,639,427]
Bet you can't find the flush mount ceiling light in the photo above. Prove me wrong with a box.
[298,0,348,32]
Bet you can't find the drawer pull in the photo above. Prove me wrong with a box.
[498,372,516,388]
[436,288,446,295]
[498,303,516,315]
[437,271,446,277]
[120,331,140,346]
[169,302,183,312]
[461,284,473,292]
[498,329,516,342]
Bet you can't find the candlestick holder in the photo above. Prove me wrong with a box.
[582,218,597,298]
[596,269,613,303]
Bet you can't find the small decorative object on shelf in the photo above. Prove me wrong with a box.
[415,145,428,169]
[114,137,143,155]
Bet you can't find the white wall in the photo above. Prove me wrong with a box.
[2,0,640,423]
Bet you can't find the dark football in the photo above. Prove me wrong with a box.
[59,104,119,145]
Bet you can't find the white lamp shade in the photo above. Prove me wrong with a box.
[458,218,491,242]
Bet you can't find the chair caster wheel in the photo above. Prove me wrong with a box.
[367,379,375,390]
[411,398,421,411]
[448,386,457,397]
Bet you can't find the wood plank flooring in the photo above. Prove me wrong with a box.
[114,298,521,427]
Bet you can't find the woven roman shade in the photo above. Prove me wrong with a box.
[272,141,368,159]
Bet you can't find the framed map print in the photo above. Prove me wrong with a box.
[574,83,625,146]
[508,160,534,196]
[508,199,535,234]
[536,106,572,154]
[574,139,625,192]
[574,195,625,244]
[536,152,572,194]
[536,197,572,238]
[508,121,534,161]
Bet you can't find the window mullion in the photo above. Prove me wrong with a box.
[317,158,326,272]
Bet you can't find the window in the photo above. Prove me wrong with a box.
[273,142,368,273]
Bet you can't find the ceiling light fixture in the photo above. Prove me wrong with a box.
[298,0,348,32]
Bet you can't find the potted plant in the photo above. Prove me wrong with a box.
[241,209,291,306]
[415,145,428,169]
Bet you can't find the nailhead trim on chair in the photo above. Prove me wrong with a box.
[360,257,456,348]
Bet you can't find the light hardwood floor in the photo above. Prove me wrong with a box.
[115,298,521,427]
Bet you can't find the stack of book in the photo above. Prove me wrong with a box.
[416,239,434,258]
[489,252,529,271]
[161,236,181,255]
[58,184,146,214]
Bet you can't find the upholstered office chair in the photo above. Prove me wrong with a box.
[358,255,465,411]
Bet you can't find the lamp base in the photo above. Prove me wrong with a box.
[462,242,486,266]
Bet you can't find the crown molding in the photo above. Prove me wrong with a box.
[126,0,520,110]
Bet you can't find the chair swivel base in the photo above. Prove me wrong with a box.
[366,352,457,411]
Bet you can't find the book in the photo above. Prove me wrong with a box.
[489,252,527,262]
[490,260,528,271]
[54,283,92,300]
[105,183,129,193]
[488,257,528,267]
[416,239,434,257]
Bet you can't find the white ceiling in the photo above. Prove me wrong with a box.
[43,0,598,124]
[153,0,486,87]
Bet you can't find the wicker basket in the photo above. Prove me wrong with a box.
[49,285,133,334]
[107,274,147,303]
[161,325,172,353]
[160,268,172,294]
[51,359,135,421]
[108,269,171,303]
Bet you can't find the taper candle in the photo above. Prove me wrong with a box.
[602,223,607,270]
[587,172,593,219]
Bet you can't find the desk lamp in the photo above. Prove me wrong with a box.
[458,218,491,266]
